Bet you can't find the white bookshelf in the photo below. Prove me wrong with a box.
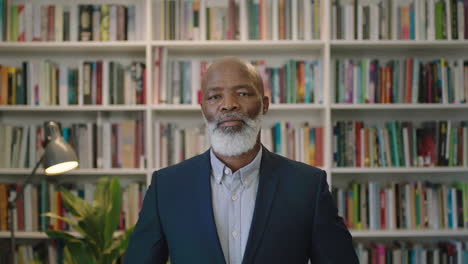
[0,0,467,243]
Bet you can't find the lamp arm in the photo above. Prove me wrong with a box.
[8,153,44,264]
[10,153,45,206]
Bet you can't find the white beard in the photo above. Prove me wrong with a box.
[204,111,263,157]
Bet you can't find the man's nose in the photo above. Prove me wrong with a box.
[221,95,239,112]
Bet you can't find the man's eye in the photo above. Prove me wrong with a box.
[208,95,221,100]
[238,92,249,97]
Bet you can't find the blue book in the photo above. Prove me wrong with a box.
[447,188,453,229]
[273,68,280,104]
[274,123,281,154]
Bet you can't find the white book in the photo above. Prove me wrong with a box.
[59,65,68,106]
[28,61,36,106]
[135,2,144,40]
[272,0,279,40]
[458,1,464,40]
[102,60,109,105]
[403,127,410,166]
[93,5,100,41]
[446,0,452,40]
[161,124,168,168]
[87,123,94,168]
[70,5,78,41]
[292,0,298,40]
[84,183,94,204]
[420,0,427,40]
[368,183,375,229]
[55,5,63,41]
[154,121,161,168]
[103,122,111,169]
[127,5,136,41]
[331,2,337,39]
[191,60,200,105]
[28,125,36,168]
[109,5,117,41]
[33,4,41,40]
[345,4,354,40]
[294,127,300,162]
[357,5,363,40]
[442,60,449,104]
[160,48,168,104]
[18,125,28,168]
[96,119,103,169]
[200,0,207,41]
[25,3,33,42]
[370,3,379,40]
[24,185,32,231]
[428,0,435,40]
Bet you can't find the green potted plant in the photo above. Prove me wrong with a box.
[43,177,135,264]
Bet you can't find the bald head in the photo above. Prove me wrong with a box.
[201,57,264,96]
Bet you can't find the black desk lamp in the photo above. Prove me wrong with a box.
[7,121,79,263]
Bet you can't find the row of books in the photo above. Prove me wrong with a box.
[333,181,468,230]
[153,0,322,41]
[333,120,468,168]
[0,242,58,264]
[332,0,468,40]
[153,48,323,105]
[154,121,323,168]
[334,58,468,104]
[355,241,468,264]
[0,118,146,169]
[0,181,145,232]
[246,0,322,40]
[0,2,143,42]
[0,60,146,106]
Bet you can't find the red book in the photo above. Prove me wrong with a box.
[380,189,386,229]
[279,67,285,103]
[355,122,362,167]
[405,58,413,103]
[142,66,146,105]
[198,61,208,104]
[15,185,24,231]
[17,5,25,41]
[47,6,55,41]
[96,61,102,105]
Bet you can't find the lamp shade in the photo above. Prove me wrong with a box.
[42,121,79,175]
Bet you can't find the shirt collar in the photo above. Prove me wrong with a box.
[210,147,263,186]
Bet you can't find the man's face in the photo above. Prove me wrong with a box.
[201,62,263,131]
[200,61,268,157]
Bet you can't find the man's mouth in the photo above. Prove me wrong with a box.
[218,118,245,127]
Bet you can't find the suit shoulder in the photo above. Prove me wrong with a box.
[152,151,208,179]
[269,150,324,175]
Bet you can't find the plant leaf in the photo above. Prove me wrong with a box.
[103,226,135,262]
[59,188,93,219]
[45,230,96,264]
[103,177,122,248]
[42,213,85,236]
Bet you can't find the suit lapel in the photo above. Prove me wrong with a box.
[242,147,281,264]
[193,150,226,264]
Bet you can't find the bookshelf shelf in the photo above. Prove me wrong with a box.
[351,229,468,238]
[0,41,147,52]
[332,167,468,174]
[0,168,149,176]
[330,40,468,51]
[151,40,326,52]
[0,231,124,239]
[331,104,468,110]
[0,105,148,112]
[151,104,326,112]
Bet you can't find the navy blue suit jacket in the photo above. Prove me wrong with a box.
[125,147,358,263]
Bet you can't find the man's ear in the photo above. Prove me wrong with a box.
[262,96,270,114]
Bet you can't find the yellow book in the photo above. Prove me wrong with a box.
[303,123,310,164]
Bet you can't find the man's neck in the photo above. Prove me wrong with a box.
[213,141,262,172]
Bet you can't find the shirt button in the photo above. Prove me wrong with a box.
[224,168,230,174]
[232,231,238,238]
[232,195,238,201]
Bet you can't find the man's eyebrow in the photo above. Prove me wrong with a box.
[207,87,222,93]
[232,84,254,89]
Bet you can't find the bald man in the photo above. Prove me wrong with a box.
[124,57,358,264]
